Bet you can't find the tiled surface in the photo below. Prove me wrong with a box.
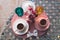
[0,0,60,40]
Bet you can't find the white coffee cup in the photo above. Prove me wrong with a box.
[12,19,29,35]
